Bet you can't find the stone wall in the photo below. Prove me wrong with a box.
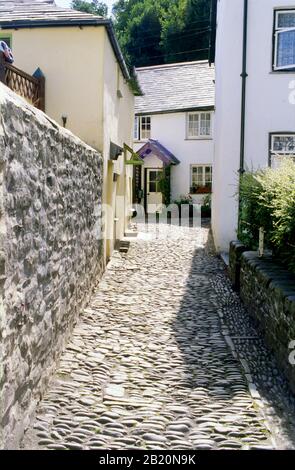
[228,241,247,291]
[0,85,104,449]
[238,251,295,393]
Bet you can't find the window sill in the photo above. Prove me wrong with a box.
[270,70,295,74]
[185,137,213,141]
[190,190,212,195]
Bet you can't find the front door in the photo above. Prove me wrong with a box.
[146,169,163,213]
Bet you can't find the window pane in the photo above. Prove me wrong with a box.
[149,171,158,182]
[141,116,151,139]
[277,12,295,28]
[149,182,156,192]
[191,166,204,186]
[200,113,211,136]
[205,166,212,183]
[277,30,295,67]
[272,135,295,153]
[188,114,199,137]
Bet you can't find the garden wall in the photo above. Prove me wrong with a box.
[0,85,104,448]
[229,243,295,393]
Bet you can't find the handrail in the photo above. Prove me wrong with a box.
[0,54,45,112]
[5,63,39,85]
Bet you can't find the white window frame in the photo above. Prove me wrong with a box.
[270,133,295,155]
[190,164,212,189]
[134,115,151,141]
[274,10,295,70]
[186,111,212,140]
[134,116,139,140]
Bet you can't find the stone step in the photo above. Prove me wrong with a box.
[124,230,138,238]
[119,239,130,253]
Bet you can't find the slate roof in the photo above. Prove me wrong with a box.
[135,61,215,115]
[0,0,130,79]
[137,139,180,166]
[0,0,104,23]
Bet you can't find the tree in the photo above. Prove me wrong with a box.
[71,0,108,17]
[112,0,167,67]
[112,0,211,68]
[161,0,211,63]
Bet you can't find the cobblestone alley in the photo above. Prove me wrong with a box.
[23,223,295,450]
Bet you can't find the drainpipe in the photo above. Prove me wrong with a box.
[238,0,249,234]
[239,0,249,175]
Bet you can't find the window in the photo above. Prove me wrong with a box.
[187,112,212,139]
[148,170,161,193]
[274,10,295,70]
[191,165,212,192]
[134,115,151,141]
[270,134,295,154]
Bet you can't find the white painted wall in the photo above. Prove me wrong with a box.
[212,0,295,253]
[102,29,134,258]
[134,111,214,203]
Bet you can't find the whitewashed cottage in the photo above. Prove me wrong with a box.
[210,0,295,253]
[133,61,215,212]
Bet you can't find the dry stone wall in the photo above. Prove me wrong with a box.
[0,85,104,449]
[229,245,295,394]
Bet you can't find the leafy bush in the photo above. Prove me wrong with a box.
[238,159,295,273]
[173,194,193,206]
[201,194,211,217]
[173,194,211,218]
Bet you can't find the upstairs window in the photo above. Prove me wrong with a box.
[187,112,212,139]
[274,10,295,70]
[134,115,151,141]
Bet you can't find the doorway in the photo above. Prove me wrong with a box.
[145,168,163,213]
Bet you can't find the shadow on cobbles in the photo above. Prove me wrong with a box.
[173,229,295,449]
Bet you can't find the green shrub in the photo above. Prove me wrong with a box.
[238,159,295,273]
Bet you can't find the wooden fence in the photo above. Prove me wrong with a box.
[5,63,45,111]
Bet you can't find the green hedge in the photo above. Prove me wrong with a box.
[238,159,295,274]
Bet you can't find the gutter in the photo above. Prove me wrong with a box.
[239,0,248,175]
[0,18,130,81]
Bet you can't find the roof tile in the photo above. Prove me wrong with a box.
[135,61,215,114]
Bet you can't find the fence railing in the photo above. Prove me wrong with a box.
[5,63,45,111]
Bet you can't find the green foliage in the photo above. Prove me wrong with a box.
[201,193,211,217]
[161,0,211,63]
[112,0,211,67]
[173,194,193,206]
[239,159,295,273]
[71,0,108,17]
[157,166,171,206]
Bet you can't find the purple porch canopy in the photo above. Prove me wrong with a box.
[137,139,180,166]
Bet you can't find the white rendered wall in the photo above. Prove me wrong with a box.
[134,111,214,202]
[212,0,295,253]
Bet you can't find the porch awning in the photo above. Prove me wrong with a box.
[137,139,180,165]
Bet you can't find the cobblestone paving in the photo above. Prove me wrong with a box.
[23,223,295,450]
